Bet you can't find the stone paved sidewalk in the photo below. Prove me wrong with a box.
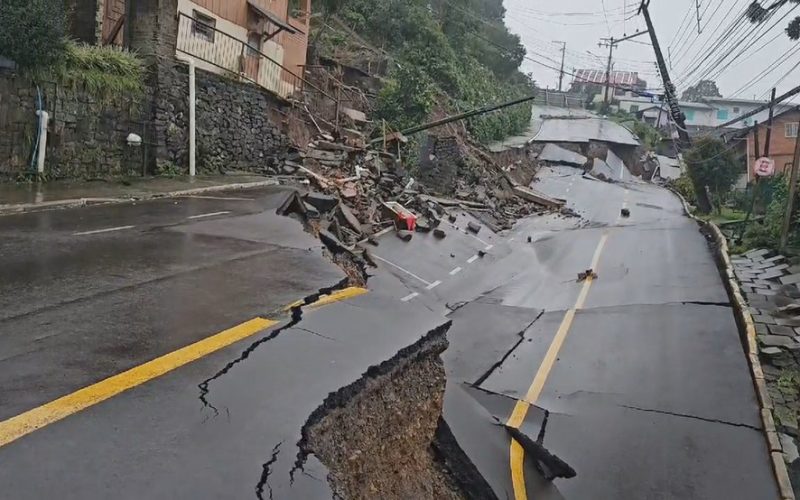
[734,248,800,493]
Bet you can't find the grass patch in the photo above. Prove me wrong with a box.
[700,207,748,225]
[27,41,145,102]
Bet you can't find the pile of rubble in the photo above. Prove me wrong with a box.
[277,132,565,252]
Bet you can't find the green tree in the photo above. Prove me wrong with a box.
[681,80,722,102]
[747,0,800,40]
[0,0,67,69]
[684,137,742,213]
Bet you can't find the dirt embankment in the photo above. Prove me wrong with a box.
[297,324,475,500]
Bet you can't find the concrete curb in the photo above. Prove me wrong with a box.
[0,179,281,216]
[667,186,796,500]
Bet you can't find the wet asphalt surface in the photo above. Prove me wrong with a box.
[0,169,780,499]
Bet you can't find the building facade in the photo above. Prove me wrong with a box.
[744,107,800,179]
[69,0,311,99]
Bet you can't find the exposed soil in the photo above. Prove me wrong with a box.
[302,327,467,500]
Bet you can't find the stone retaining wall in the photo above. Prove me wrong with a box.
[153,62,291,174]
[0,72,145,180]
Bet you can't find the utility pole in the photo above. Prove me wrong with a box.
[639,0,712,213]
[599,37,615,106]
[765,87,777,157]
[599,30,649,107]
[554,41,567,92]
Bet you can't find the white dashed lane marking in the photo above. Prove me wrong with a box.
[188,211,231,219]
[426,280,442,290]
[401,292,419,302]
[372,254,433,286]
[467,255,479,264]
[73,225,135,236]
[450,267,462,276]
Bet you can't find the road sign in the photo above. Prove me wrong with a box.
[754,157,775,177]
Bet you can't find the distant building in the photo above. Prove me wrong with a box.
[570,69,648,104]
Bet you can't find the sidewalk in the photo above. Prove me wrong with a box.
[0,174,281,214]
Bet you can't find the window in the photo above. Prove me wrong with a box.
[288,0,307,18]
[192,10,216,42]
[629,105,639,113]
[786,122,799,138]
[615,87,625,96]
[733,106,740,113]
[684,109,695,121]
[246,33,261,56]
[717,109,729,120]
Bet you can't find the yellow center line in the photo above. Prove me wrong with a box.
[0,287,368,449]
[507,188,629,498]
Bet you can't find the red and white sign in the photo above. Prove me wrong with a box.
[754,157,775,177]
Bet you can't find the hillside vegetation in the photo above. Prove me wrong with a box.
[313,0,536,144]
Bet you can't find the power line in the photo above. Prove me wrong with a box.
[676,9,772,90]
[671,3,752,85]
[669,1,702,54]
[601,0,612,36]
[730,43,800,97]
[683,4,799,90]
[671,0,726,64]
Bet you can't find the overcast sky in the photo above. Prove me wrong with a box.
[503,0,800,101]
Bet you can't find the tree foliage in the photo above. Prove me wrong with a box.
[747,0,800,40]
[681,80,722,102]
[325,0,535,143]
[684,137,742,210]
[0,0,67,69]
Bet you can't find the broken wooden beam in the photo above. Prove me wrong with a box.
[512,186,565,209]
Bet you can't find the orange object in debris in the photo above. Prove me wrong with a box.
[398,212,417,231]
[383,201,417,231]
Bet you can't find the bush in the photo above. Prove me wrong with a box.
[670,173,697,205]
[684,137,741,212]
[28,42,146,101]
[0,0,67,69]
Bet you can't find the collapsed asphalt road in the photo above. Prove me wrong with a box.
[0,169,780,499]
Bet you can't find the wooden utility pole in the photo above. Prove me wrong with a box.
[639,0,712,213]
[601,37,614,105]
[780,128,800,251]
[754,121,761,161]
[765,87,777,157]
[554,41,567,92]
[599,31,648,107]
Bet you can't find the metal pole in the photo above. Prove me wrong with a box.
[189,59,196,177]
[781,130,800,251]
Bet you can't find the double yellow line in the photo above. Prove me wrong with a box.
[0,287,367,449]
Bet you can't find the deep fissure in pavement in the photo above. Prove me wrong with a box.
[290,322,493,499]
[472,311,544,387]
[255,441,282,500]
[197,277,351,413]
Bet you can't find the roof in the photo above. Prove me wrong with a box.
[704,97,771,105]
[530,117,640,146]
[678,101,712,109]
[247,0,299,34]
[573,69,644,87]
